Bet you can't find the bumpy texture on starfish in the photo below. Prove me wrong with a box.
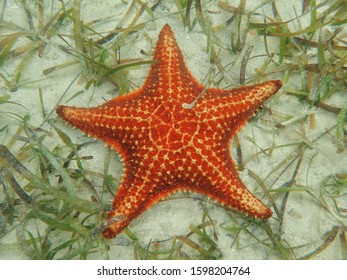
[57,24,282,239]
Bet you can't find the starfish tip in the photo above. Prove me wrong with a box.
[56,105,72,121]
[273,79,283,91]
[162,23,172,32]
[56,105,64,116]
[102,228,114,239]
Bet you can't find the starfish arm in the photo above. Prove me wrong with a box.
[102,178,185,239]
[195,160,272,219]
[102,179,156,239]
[197,80,282,133]
[141,24,203,103]
[56,92,153,154]
[183,138,272,219]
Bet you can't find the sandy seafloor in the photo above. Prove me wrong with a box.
[0,0,346,259]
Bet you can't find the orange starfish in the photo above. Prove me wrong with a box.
[56,24,282,239]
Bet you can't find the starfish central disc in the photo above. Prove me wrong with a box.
[149,101,198,150]
[56,24,282,239]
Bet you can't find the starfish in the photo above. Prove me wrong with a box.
[56,24,282,239]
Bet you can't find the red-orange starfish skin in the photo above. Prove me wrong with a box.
[56,24,282,239]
